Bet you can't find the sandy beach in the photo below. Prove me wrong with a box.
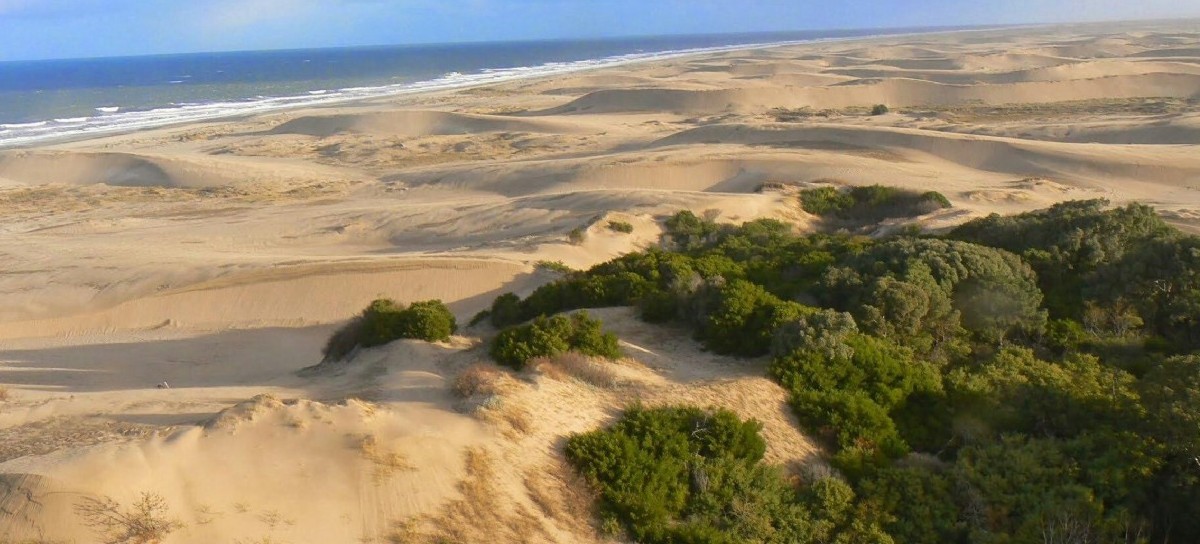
[2,19,1199,543]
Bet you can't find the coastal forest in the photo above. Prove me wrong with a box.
[448,193,1200,544]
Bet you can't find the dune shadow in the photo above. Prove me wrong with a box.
[0,326,331,394]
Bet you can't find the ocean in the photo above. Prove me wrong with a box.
[0,27,958,148]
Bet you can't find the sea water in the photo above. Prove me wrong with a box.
[0,27,966,148]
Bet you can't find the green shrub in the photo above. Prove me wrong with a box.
[606,220,634,234]
[799,185,951,227]
[638,289,680,323]
[394,300,458,342]
[454,202,1200,542]
[567,405,894,543]
[771,333,939,412]
[694,279,813,357]
[489,311,619,370]
[858,466,963,543]
[791,390,908,459]
[535,260,574,274]
[871,104,890,116]
[664,210,721,250]
[949,199,1171,319]
[799,186,854,216]
[564,406,777,543]
[322,315,366,362]
[568,227,586,245]
[322,298,457,361]
[468,309,491,327]
[359,298,409,347]
[488,292,524,328]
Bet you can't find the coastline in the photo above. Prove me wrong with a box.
[0,24,1026,151]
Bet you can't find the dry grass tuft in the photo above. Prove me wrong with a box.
[530,352,621,389]
[523,460,601,537]
[0,386,10,403]
[497,403,533,436]
[453,364,506,399]
[74,492,183,544]
[418,448,547,543]
[356,434,414,482]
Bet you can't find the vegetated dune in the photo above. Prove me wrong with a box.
[0,338,492,544]
[269,110,583,138]
[0,307,819,544]
[825,60,1200,85]
[536,73,1200,114]
[1057,115,1200,144]
[651,123,1200,186]
[1130,47,1200,58]
[927,115,1200,145]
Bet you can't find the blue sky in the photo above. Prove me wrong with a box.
[1,0,1198,61]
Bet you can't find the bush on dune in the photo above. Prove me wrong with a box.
[565,405,893,544]
[606,220,634,233]
[489,311,620,370]
[322,298,457,362]
[486,199,1200,543]
[800,184,951,227]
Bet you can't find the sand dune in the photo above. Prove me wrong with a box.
[269,110,583,138]
[0,149,363,190]
[1131,47,1200,58]
[652,123,1200,186]
[826,60,1200,85]
[0,259,530,340]
[540,73,1200,115]
[0,151,241,188]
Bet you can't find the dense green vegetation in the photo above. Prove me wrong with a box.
[322,298,456,361]
[495,197,1200,543]
[799,184,951,227]
[489,311,620,370]
[566,406,893,543]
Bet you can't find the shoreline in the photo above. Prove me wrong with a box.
[0,24,1033,151]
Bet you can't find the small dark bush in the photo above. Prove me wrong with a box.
[799,184,951,227]
[489,311,620,370]
[799,186,855,216]
[664,210,721,250]
[392,300,458,342]
[564,405,770,543]
[606,220,634,234]
[568,227,586,245]
[489,292,524,328]
[468,309,491,327]
[535,260,574,274]
[871,104,890,115]
[323,298,457,362]
[323,315,366,362]
[695,279,813,357]
[566,405,892,543]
